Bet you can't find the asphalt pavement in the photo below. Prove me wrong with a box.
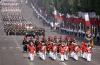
[0,0,100,65]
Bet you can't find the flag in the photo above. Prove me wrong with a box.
[84,13,91,27]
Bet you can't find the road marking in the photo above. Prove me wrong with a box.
[9,47,13,49]
[1,47,22,50]
[56,55,68,65]
[23,53,28,58]
[16,46,21,49]
[11,36,20,47]
[0,26,4,30]
[61,62,67,65]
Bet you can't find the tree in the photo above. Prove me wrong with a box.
[41,0,100,15]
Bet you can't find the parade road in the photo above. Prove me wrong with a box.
[0,0,100,65]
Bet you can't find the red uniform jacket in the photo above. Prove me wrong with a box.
[86,47,92,53]
[37,42,42,51]
[52,44,57,52]
[40,45,46,53]
[74,46,80,53]
[46,43,53,51]
[69,44,75,52]
[81,44,87,53]
[59,46,65,55]
[27,45,36,53]
[65,45,69,52]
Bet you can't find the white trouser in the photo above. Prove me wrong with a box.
[70,52,78,60]
[60,54,65,61]
[51,52,57,60]
[80,52,83,57]
[64,53,69,60]
[82,52,87,59]
[25,0,28,4]
[86,53,91,61]
[49,51,52,57]
[73,53,78,60]
[77,52,81,57]
[29,53,34,61]
[39,52,46,60]
[70,52,74,57]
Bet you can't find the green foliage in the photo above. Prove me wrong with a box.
[41,0,100,15]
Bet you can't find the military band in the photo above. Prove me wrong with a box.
[22,35,93,62]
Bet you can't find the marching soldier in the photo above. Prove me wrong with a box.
[59,36,63,43]
[80,41,87,59]
[27,42,36,61]
[86,45,92,61]
[48,36,51,42]
[53,36,58,43]
[69,41,76,60]
[22,36,28,52]
[41,36,47,43]
[59,43,66,61]
[73,44,80,60]
[46,41,53,57]
[34,36,39,48]
[64,43,69,60]
[39,43,46,60]
[69,42,75,57]
[50,42,57,60]
[37,41,42,53]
